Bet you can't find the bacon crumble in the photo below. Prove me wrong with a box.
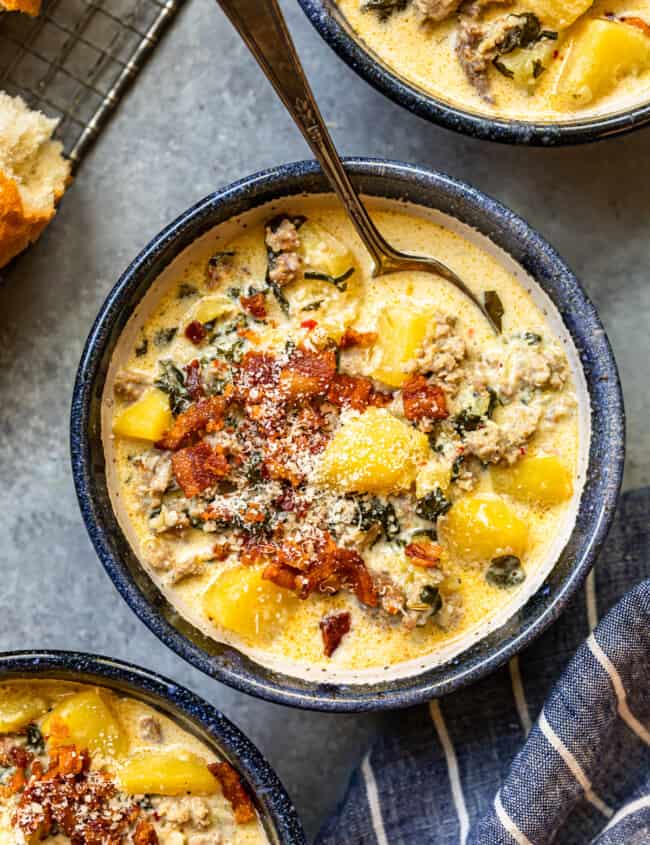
[172,442,230,497]
[320,612,351,657]
[402,374,448,422]
[208,761,256,825]
[156,395,227,451]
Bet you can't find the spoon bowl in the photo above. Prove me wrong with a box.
[215,0,500,332]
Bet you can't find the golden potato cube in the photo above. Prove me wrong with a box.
[112,388,172,442]
[189,295,236,325]
[299,220,356,280]
[119,751,218,796]
[554,20,650,109]
[0,688,48,732]
[525,0,593,29]
[319,408,430,494]
[440,494,528,562]
[371,306,433,388]
[203,567,300,640]
[416,458,451,498]
[491,454,573,506]
[42,688,127,758]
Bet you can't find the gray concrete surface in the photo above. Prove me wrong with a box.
[0,0,648,839]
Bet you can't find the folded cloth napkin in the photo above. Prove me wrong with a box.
[316,488,650,845]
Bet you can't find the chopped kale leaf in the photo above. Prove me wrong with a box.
[483,290,504,332]
[486,555,526,588]
[415,488,452,523]
[304,266,355,292]
[26,723,44,753]
[153,327,178,348]
[135,337,148,357]
[419,585,443,613]
[154,359,190,415]
[177,282,198,299]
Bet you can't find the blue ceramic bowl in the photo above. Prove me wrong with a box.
[298,0,650,145]
[0,650,306,845]
[71,158,624,711]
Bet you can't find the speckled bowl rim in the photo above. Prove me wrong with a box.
[298,0,650,145]
[71,157,625,711]
[0,650,306,845]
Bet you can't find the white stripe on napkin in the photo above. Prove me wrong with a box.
[429,701,470,844]
[587,633,650,746]
[495,790,533,845]
[509,656,532,736]
[586,571,599,631]
[601,794,650,832]
[361,751,389,845]
[539,711,613,817]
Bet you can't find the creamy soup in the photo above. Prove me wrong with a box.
[0,681,266,845]
[103,199,586,683]
[337,0,650,121]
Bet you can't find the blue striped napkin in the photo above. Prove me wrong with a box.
[316,488,650,845]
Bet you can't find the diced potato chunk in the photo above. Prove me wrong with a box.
[440,494,528,562]
[371,305,433,388]
[0,688,48,732]
[491,454,573,506]
[112,388,172,442]
[188,295,236,325]
[119,751,218,796]
[416,458,451,498]
[299,220,356,280]
[42,689,127,757]
[319,408,430,494]
[525,0,593,30]
[203,567,299,640]
[554,20,650,109]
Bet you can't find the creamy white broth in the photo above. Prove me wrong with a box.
[103,196,588,685]
[0,680,266,845]
[337,0,650,122]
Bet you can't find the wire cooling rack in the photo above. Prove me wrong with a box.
[0,0,186,171]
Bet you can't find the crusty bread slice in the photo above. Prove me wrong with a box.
[0,0,42,15]
[0,92,70,268]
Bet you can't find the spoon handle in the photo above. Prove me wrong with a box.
[215,0,397,273]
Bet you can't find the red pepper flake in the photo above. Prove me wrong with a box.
[301,319,318,330]
[185,320,207,345]
[320,612,351,657]
[553,49,559,59]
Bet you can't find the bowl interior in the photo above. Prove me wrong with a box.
[0,651,306,845]
[72,159,624,710]
[297,0,650,144]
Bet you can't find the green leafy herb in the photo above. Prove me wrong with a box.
[154,360,190,415]
[454,409,484,434]
[26,723,44,753]
[483,290,504,332]
[177,282,198,299]
[486,555,526,588]
[451,454,465,482]
[304,266,355,292]
[135,337,148,357]
[302,300,324,312]
[415,488,452,523]
[419,585,443,613]
[227,286,242,300]
[493,59,515,78]
[532,58,545,79]
[497,13,542,54]
[353,495,401,542]
[246,452,264,484]
[523,331,542,345]
[410,529,438,543]
[153,327,178,348]
[361,0,410,21]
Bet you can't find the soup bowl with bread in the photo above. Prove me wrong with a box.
[299,0,650,143]
[71,159,624,710]
[0,651,306,845]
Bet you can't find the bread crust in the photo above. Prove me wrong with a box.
[0,171,52,269]
[0,0,42,15]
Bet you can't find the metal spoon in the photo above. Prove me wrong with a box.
[215,0,500,333]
